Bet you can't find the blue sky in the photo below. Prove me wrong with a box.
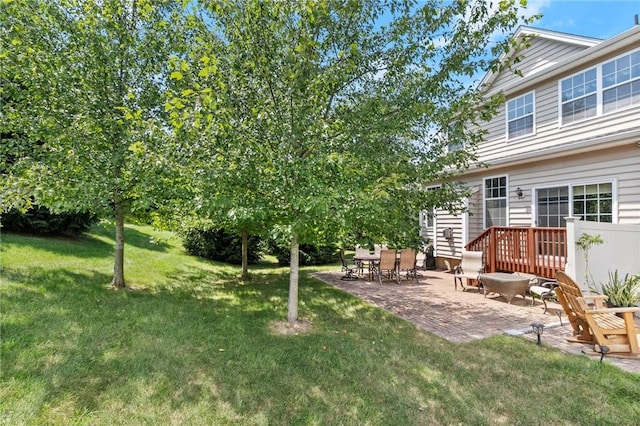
[525,0,640,39]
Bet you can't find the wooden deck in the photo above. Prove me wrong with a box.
[466,226,567,279]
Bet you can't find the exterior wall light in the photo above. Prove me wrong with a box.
[516,187,524,198]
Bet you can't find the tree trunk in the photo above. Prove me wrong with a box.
[111,201,126,288]
[287,235,299,323]
[241,229,249,280]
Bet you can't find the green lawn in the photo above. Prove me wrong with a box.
[1,223,639,425]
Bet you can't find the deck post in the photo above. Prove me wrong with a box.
[527,227,536,275]
[488,227,496,273]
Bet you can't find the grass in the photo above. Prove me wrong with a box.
[1,222,639,425]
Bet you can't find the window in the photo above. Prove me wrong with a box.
[536,187,569,227]
[443,122,464,152]
[484,176,507,227]
[535,182,614,227]
[572,183,613,223]
[561,68,597,125]
[602,50,640,113]
[558,48,640,124]
[507,92,534,139]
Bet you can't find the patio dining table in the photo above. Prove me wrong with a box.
[353,253,381,281]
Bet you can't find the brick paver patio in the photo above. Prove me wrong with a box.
[313,268,640,374]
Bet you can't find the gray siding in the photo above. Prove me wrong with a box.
[428,28,640,261]
[487,38,589,95]
[463,145,640,232]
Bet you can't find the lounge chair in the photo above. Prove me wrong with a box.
[453,250,484,291]
[576,296,640,357]
[554,271,604,343]
[556,272,640,357]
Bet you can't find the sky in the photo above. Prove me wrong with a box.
[523,0,640,39]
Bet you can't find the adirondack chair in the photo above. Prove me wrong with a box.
[556,272,640,357]
[554,271,605,343]
[575,297,640,357]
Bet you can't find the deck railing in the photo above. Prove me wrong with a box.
[465,226,566,279]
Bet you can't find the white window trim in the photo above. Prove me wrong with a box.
[558,47,640,128]
[531,178,618,226]
[558,67,598,126]
[505,91,536,141]
[483,174,509,229]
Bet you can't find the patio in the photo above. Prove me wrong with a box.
[313,268,640,374]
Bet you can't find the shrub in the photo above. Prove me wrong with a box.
[182,228,262,265]
[1,206,98,236]
[594,271,640,307]
[266,239,339,266]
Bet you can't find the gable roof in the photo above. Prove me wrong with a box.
[478,26,602,91]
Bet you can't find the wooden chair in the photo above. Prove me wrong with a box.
[575,297,640,357]
[556,271,640,357]
[375,249,397,284]
[453,250,484,291]
[554,271,605,343]
[397,249,418,283]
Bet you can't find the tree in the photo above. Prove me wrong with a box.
[169,0,532,322]
[1,0,190,287]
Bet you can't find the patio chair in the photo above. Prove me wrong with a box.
[398,249,419,283]
[373,244,388,256]
[375,249,397,284]
[453,250,484,291]
[556,273,640,356]
[415,250,427,271]
[575,296,640,357]
[339,249,359,281]
[354,246,370,275]
[555,271,605,343]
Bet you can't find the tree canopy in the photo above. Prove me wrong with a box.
[165,0,532,321]
[1,0,192,287]
[2,0,533,320]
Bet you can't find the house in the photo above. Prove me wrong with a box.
[423,24,640,280]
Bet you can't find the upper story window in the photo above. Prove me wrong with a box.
[506,92,534,140]
[559,48,640,125]
[561,68,597,125]
[442,122,464,152]
[602,50,640,113]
